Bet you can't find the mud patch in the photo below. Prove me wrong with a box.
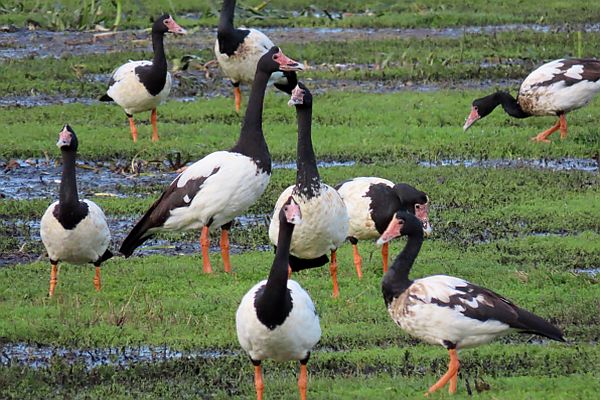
[418,157,598,173]
[0,342,236,370]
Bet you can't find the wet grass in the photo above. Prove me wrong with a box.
[2,0,600,29]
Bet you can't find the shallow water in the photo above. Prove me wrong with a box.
[418,157,598,173]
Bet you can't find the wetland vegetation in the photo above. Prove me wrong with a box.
[0,1,599,398]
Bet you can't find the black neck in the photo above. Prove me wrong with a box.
[264,219,295,297]
[59,149,79,207]
[218,0,236,33]
[151,31,167,74]
[295,104,320,196]
[497,91,530,118]
[231,69,271,172]
[383,230,423,304]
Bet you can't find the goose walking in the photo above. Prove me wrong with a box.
[336,178,431,277]
[269,81,349,298]
[215,0,281,112]
[237,197,321,400]
[120,47,303,273]
[40,125,112,297]
[464,58,600,142]
[378,211,565,395]
[100,14,186,142]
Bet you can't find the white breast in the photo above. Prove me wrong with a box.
[269,184,349,259]
[106,61,172,114]
[337,177,394,240]
[161,151,270,232]
[40,200,111,264]
[236,280,321,362]
[214,29,275,84]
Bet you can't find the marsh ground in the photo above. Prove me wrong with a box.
[0,1,599,399]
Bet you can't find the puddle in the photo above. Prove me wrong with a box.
[0,342,236,370]
[273,160,356,169]
[573,268,600,277]
[418,158,598,173]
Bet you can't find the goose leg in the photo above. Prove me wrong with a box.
[530,119,560,143]
[559,113,568,139]
[49,262,58,297]
[233,83,242,113]
[151,108,159,142]
[253,361,264,400]
[220,227,231,273]
[330,250,340,298]
[288,265,292,279]
[127,114,138,143]
[200,226,213,273]
[449,370,458,394]
[425,348,460,396]
[93,266,101,292]
[381,242,389,274]
[298,357,310,400]
[350,238,363,279]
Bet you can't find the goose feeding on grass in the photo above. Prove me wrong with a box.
[119,47,303,273]
[335,178,431,277]
[464,58,600,142]
[378,211,565,396]
[237,197,321,400]
[268,81,349,298]
[100,14,186,142]
[40,125,112,297]
[215,0,282,112]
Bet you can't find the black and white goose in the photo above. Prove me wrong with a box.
[119,47,303,273]
[237,197,321,400]
[378,211,565,396]
[100,14,186,142]
[268,82,349,298]
[215,0,281,112]
[40,125,112,297]
[335,178,431,278]
[464,58,600,142]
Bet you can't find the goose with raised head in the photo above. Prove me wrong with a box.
[237,197,321,400]
[100,14,186,142]
[378,211,565,395]
[269,81,349,298]
[464,58,600,142]
[120,47,303,273]
[214,0,281,112]
[336,178,431,277]
[40,125,112,297]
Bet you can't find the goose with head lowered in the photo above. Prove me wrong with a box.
[336,178,431,278]
[237,196,321,400]
[378,211,565,396]
[464,58,600,142]
[269,81,349,298]
[214,0,282,112]
[119,47,303,273]
[100,14,186,142]
[40,125,112,297]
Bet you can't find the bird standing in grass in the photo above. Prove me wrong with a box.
[119,47,303,273]
[41,125,112,297]
[378,211,565,395]
[464,58,600,142]
[100,14,186,142]
[237,196,321,400]
[214,0,281,112]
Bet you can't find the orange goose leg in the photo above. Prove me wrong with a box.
[298,362,308,400]
[381,242,389,274]
[352,243,363,279]
[49,263,58,297]
[200,226,213,273]
[330,250,340,298]
[150,108,159,142]
[288,265,292,279]
[559,113,568,139]
[425,348,460,396]
[128,115,138,143]
[530,118,561,143]
[93,266,101,291]
[220,229,231,273]
[234,86,242,113]
[449,370,458,394]
[254,363,264,400]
